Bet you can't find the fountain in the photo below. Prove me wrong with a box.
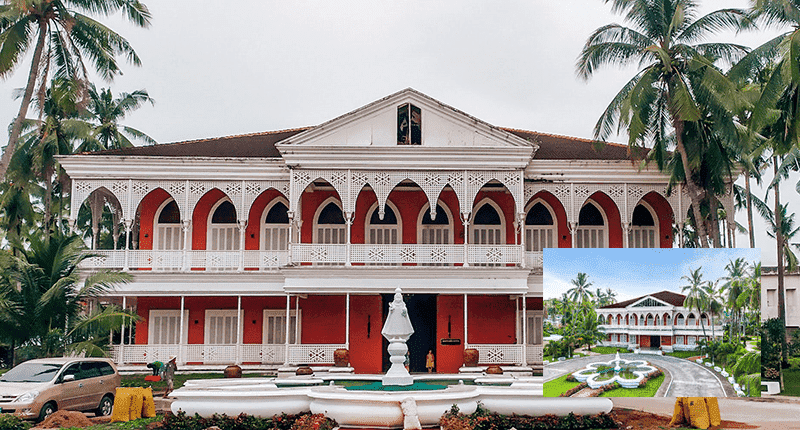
[170,288,612,428]
[572,352,657,389]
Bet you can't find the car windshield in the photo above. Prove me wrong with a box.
[0,362,63,383]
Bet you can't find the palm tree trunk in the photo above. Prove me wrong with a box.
[1,24,47,179]
[673,120,710,247]
[745,169,755,248]
[774,158,788,388]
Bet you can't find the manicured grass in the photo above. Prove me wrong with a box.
[781,367,800,396]
[61,417,161,430]
[121,371,268,391]
[665,350,700,359]
[598,374,664,397]
[586,346,626,355]
[543,373,581,397]
[544,352,587,362]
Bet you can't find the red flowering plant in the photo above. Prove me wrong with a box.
[290,414,336,430]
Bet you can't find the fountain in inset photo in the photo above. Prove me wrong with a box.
[572,352,658,389]
[170,288,612,428]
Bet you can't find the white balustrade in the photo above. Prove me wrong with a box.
[467,245,523,265]
[524,251,543,269]
[291,244,348,265]
[116,344,181,364]
[183,344,238,364]
[468,344,524,365]
[82,251,126,269]
[189,251,240,271]
[526,344,543,364]
[239,344,286,364]
[241,251,290,270]
[287,344,346,365]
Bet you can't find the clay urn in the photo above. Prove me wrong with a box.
[296,365,314,376]
[334,348,350,367]
[224,364,242,378]
[463,348,479,367]
[485,365,504,375]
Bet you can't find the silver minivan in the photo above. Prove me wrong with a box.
[0,357,121,421]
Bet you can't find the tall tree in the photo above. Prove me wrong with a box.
[721,257,749,341]
[577,0,751,247]
[682,267,708,339]
[0,0,151,179]
[81,85,155,152]
[567,272,595,306]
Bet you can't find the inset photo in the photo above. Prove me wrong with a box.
[542,248,760,398]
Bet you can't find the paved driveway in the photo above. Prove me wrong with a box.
[545,353,731,397]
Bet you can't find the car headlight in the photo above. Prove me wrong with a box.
[13,391,39,403]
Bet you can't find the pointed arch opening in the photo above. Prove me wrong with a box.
[418,202,453,244]
[576,200,608,248]
[471,198,505,245]
[314,197,346,244]
[154,199,183,250]
[261,198,290,250]
[525,199,556,251]
[366,201,402,244]
[630,201,659,248]
[208,199,239,250]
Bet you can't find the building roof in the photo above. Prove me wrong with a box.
[82,127,643,161]
[599,290,686,309]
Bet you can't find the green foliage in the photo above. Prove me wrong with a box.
[762,318,785,379]
[0,414,31,430]
[666,350,700,359]
[160,411,332,430]
[439,405,616,430]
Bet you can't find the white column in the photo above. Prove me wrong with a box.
[569,222,578,248]
[284,295,291,365]
[345,212,353,267]
[622,222,631,248]
[287,211,295,265]
[522,296,527,366]
[463,294,468,347]
[295,296,300,344]
[345,293,350,349]
[181,220,191,271]
[237,221,247,272]
[119,296,126,365]
[518,213,526,268]
[179,296,185,365]
[461,212,470,267]
[123,220,132,271]
[236,296,242,364]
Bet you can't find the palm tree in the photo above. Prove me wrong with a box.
[721,257,749,342]
[0,0,152,179]
[80,86,156,152]
[577,0,751,247]
[0,232,134,365]
[737,262,761,335]
[703,280,724,342]
[567,272,595,306]
[766,204,800,271]
[682,267,708,339]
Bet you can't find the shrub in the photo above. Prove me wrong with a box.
[565,374,577,382]
[763,367,780,380]
[439,406,616,430]
[559,382,587,397]
[291,414,336,430]
[160,411,333,430]
[0,414,30,430]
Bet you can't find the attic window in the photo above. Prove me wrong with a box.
[397,103,421,145]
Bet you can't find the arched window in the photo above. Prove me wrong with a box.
[366,202,401,244]
[598,314,605,324]
[625,315,629,325]
[154,199,183,250]
[687,313,696,326]
[675,313,684,326]
[471,199,504,245]
[314,199,346,244]
[655,315,660,326]
[663,313,671,326]
[208,200,239,250]
[646,314,654,326]
[630,202,659,248]
[262,199,289,250]
[616,314,622,325]
[418,203,452,244]
[525,200,556,251]
[607,315,613,325]
[576,201,608,248]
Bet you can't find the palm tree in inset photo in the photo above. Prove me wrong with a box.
[682,267,708,340]
[577,0,752,247]
[0,0,152,178]
[567,272,595,306]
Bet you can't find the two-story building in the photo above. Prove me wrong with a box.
[58,89,735,374]
[597,291,723,352]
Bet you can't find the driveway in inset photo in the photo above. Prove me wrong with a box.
[544,353,733,397]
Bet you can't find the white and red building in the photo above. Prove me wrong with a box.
[59,89,735,373]
[597,291,723,352]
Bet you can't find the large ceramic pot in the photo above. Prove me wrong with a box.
[224,364,242,378]
[334,348,350,367]
[463,348,479,367]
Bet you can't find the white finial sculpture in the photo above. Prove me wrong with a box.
[613,351,622,373]
[382,287,415,386]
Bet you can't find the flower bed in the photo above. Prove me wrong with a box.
[157,411,336,430]
[559,382,588,397]
[439,404,616,430]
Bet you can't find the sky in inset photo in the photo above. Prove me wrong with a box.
[544,248,761,302]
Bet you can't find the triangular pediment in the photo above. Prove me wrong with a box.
[629,296,672,308]
[275,88,537,150]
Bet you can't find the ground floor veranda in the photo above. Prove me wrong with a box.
[107,293,544,374]
[599,331,721,353]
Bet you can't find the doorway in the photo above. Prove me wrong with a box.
[382,294,437,373]
[650,335,661,348]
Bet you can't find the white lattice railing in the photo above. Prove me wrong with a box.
[184,344,237,364]
[291,244,348,265]
[83,251,127,269]
[79,250,289,270]
[524,251,543,269]
[287,344,346,365]
[241,251,290,269]
[468,344,524,365]
[526,344,543,364]
[349,244,466,265]
[467,245,523,265]
[189,251,240,271]
[114,345,181,364]
[239,344,286,364]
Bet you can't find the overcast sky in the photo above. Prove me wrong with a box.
[544,248,760,300]
[0,1,796,264]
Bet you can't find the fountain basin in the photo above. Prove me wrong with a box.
[171,386,312,417]
[572,353,657,389]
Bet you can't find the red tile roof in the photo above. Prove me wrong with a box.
[83,127,644,161]
[599,290,687,309]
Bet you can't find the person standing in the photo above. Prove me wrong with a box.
[163,355,177,397]
[426,350,435,373]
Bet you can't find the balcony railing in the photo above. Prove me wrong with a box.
[111,344,340,365]
[81,246,541,271]
[526,344,543,364]
[467,344,525,365]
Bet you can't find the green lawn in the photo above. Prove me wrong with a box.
[781,367,800,396]
[586,347,626,355]
[544,352,587,362]
[121,372,268,391]
[665,350,700,359]
[543,374,581,397]
[598,374,665,397]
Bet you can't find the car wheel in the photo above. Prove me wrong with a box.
[38,401,57,422]
[96,394,114,417]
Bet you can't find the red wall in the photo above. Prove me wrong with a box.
[527,191,571,248]
[640,336,651,347]
[588,192,623,248]
[300,295,346,344]
[348,295,383,374]
[466,295,516,344]
[525,297,543,311]
[437,295,465,373]
[138,189,172,250]
[642,192,675,248]
[661,336,672,346]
